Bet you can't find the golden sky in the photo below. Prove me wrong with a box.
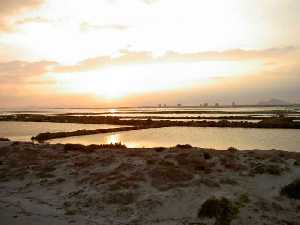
[0,0,300,107]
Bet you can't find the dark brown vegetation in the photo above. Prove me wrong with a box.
[176,144,193,149]
[148,165,194,190]
[250,163,287,175]
[198,197,239,225]
[227,147,238,151]
[64,143,127,152]
[31,126,148,142]
[0,137,10,141]
[1,114,300,130]
[280,179,300,200]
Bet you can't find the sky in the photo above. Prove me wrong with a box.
[0,0,300,107]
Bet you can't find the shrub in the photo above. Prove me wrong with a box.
[176,144,193,149]
[198,178,220,188]
[64,142,127,151]
[102,191,137,205]
[280,179,300,200]
[220,178,238,186]
[0,137,10,141]
[265,164,283,175]
[237,193,250,207]
[149,166,193,190]
[154,147,166,152]
[251,164,283,175]
[227,147,238,151]
[64,144,87,151]
[146,159,156,165]
[204,152,212,160]
[198,197,239,225]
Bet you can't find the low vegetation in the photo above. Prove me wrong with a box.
[1,142,300,225]
[31,127,140,142]
[149,165,194,190]
[237,193,250,207]
[102,191,137,205]
[175,144,193,149]
[0,137,10,141]
[227,147,238,151]
[198,197,239,225]
[280,179,300,200]
[64,143,127,151]
[251,163,285,175]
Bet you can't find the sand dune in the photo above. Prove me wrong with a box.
[0,142,300,225]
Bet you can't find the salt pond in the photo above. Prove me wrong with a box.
[50,127,300,152]
[0,121,125,141]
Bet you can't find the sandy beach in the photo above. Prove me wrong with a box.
[0,141,299,225]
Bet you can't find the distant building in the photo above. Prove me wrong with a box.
[177,104,182,107]
[232,101,236,107]
[163,104,167,108]
[158,104,162,108]
[203,103,208,107]
[215,103,220,107]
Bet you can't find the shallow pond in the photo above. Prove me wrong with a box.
[0,121,125,141]
[50,127,300,152]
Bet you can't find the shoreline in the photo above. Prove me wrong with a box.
[0,141,300,225]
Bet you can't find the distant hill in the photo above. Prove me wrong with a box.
[257,98,291,106]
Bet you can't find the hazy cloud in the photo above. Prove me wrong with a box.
[80,22,129,32]
[1,47,297,78]
[15,16,50,25]
[0,0,44,31]
[53,47,299,73]
[0,60,57,83]
[53,51,153,73]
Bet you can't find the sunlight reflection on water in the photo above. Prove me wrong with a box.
[50,127,300,152]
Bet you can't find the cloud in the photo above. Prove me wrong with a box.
[1,46,298,85]
[53,47,299,73]
[0,47,297,79]
[0,0,45,32]
[53,51,153,73]
[142,0,159,5]
[15,16,50,25]
[80,22,129,32]
[1,47,300,107]
[163,47,298,61]
[0,60,57,83]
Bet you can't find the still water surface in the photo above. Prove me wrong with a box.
[0,122,124,141]
[50,127,300,152]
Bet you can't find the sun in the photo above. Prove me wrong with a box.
[50,60,262,100]
[95,87,126,100]
[51,69,129,100]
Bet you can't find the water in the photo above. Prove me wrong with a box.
[1,106,300,151]
[2,106,299,122]
[0,106,299,115]
[0,121,125,141]
[50,127,300,152]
